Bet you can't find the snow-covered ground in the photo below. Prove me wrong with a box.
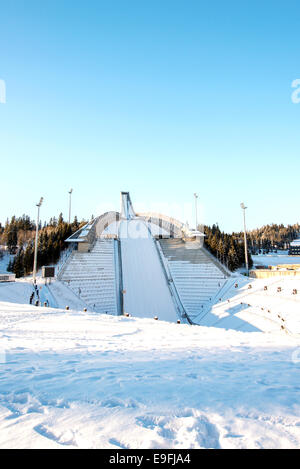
[0,276,88,311]
[252,251,300,267]
[196,275,300,334]
[1,275,300,449]
[0,252,13,274]
[0,301,299,449]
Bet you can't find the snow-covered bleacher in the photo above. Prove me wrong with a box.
[159,239,229,322]
[59,239,118,314]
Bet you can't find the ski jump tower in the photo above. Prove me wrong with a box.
[60,192,230,323]
[121,192,135,220]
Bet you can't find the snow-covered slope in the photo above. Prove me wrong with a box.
[194,275,300,335]
[119,219,178,321]
[0,252,13,275]
[0,280,33,305]
[2,272,300,334]
[0,301,299,449]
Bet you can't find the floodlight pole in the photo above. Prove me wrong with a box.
[240,203,249,275]
[194,193,198,230]
[33,197,43,284]
[68,188,73,224]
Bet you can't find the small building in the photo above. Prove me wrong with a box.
[289,239,300,256]
[0,274,16,282]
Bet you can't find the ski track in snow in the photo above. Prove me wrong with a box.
[0,299,300,449]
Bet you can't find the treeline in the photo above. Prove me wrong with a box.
[245,223,300,251]
[203,222,300,271]
[204,224,253,272]
[0,215,35,253]
[1,214,86,278]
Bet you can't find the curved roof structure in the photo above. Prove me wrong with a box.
[65,192,205,243]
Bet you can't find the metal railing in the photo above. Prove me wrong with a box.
[114,238,124,316]
[154,237,194,325]
[56,243,76,279]
[201,245,232,277]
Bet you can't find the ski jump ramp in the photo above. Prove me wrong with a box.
[119,219,178,321]
[62,192,229,324]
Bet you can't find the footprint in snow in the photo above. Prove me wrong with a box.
[34,424,77,447]
[109,438,127,449]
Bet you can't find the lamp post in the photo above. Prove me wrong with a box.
[33,197,43,284]
[194,193,198,230]
[68,188,73,224]
[122,289,126,315]
[240,203,249,274]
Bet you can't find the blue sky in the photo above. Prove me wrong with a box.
[0,0,300,232]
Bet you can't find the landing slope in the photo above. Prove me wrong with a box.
[119,219,178,321]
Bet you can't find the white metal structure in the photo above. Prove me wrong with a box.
[59,239,119,314]
[59,192,230,322]
[33,197,43,284]
[68,188,73,224]
[194,192,198,230]
[121,191,135,219]
[241,202,249,274]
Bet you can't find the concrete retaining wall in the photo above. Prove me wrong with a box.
[250,269,300,279]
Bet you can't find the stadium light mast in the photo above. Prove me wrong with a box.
[33,197,43,284]
[68,188,73,224]
[194,193,199,230]
[240,202,249,275]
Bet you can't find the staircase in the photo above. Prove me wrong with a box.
[59,239,118,314]
[159,239,229,321]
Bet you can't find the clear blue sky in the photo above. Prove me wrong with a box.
[0,0,300,232]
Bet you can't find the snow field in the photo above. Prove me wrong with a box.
[0,302,300,449]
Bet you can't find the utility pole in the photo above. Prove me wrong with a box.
[194,193,198,230]
[68,188,73,224]
[122,289,126,315]
[33,197,43,284]
[240,203,249,274]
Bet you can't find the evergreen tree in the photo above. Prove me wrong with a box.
[7,259,13,272]
[227,243,239,271]
[23,243,34,275]
[12,248,24,278]
[217,238,225,264]
[7,225,18,254]
[72,216,79,231]
[58,213,64,225]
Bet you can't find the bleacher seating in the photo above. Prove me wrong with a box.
[59,239,118,314]
[159,239,228,321]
